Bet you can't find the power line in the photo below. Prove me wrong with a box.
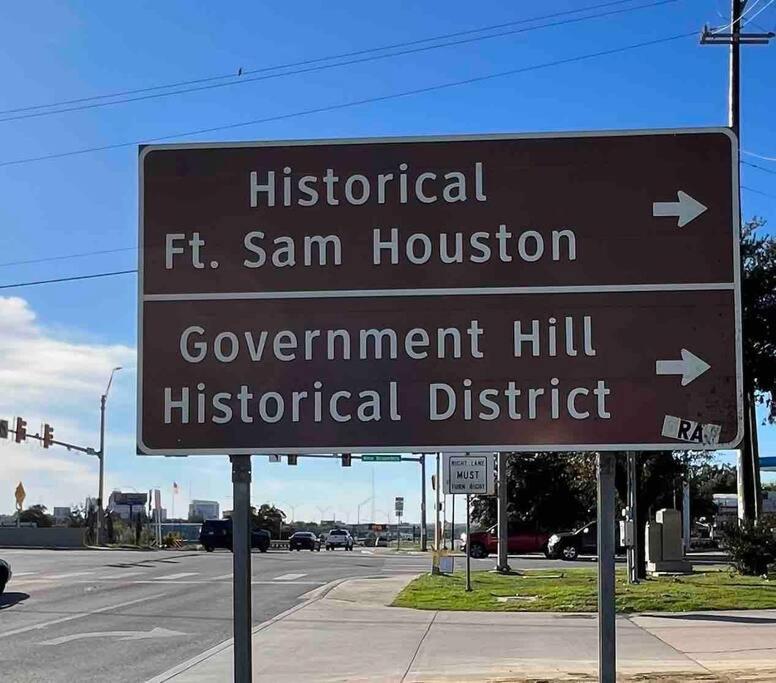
[712,0,766,33]
[742,160,776,175]
[745,0,776,25]
[743,185,776,199]
[744,149,776,162]
[0,0,679,124]
[0,246,135,269]
[0,269,136,290]
[0,31,696,169]
[0,0,675,119]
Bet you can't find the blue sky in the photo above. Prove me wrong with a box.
[0,1,774,524]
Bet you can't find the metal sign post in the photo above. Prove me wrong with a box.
[230,456,252,683]
[496,452,510,573]
[597,452,616,683]
[465,493,472,592]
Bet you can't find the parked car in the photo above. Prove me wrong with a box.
[325,528,354,551]
[546,522,598,560]
[460,525,550,558]
[289,531,321,552]
[199,519,270,553]
[0,559,11,595]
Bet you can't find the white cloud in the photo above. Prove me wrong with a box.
[0,296,135,410]
[0,296,135,512]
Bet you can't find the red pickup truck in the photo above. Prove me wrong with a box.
[462,525,550,558]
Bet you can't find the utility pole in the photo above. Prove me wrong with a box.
[702,0,774,522]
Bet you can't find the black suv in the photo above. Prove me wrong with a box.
[199,519,270,553]
[545,522,598,560]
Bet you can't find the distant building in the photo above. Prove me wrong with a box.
[108,490,148,520]
[189,500,219,521]
[53,507,71,523]
[149,508,168,523]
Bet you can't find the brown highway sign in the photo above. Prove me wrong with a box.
[137,128,743,455]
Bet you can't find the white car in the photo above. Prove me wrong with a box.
[325,528,354,551]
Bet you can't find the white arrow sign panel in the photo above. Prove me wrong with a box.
[656,348,711,386]
[653,190,707,228]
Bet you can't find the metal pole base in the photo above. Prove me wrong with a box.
[231,455,253,683]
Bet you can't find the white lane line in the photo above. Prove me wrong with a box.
[11,571,37,577]
[47,571,94,579]
[155,572,199,581]
[0,593,166,640]
[97,571,142,580]
[252,580,323,586]
[272,573,307,581]
[211,573,233,580]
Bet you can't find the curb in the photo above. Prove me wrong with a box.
[144,575,353,683]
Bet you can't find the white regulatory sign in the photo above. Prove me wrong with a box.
[442,453,495,495]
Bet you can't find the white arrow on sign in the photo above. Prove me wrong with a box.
[41,626,185,645]
[656,348,711,386]
[652,191,707,228]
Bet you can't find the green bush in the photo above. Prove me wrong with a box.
[723,520,776,576]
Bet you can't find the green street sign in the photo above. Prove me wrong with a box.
[362,454,402,462]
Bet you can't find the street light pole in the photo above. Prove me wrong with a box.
[97,366,122,546]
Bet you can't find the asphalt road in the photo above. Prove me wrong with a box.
[0,547,590,682]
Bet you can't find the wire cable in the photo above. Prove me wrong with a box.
[742,160,776,175]
[743,150,776,162]
[0,0,680,124]
[0,269,137,290]
[0,31,697,169]
[743,185,776,199]
[0,246,136,268]
[712,0,765,33]
[0,0,675,119]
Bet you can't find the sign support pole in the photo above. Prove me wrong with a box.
[465,493,472,592]
[231,455,253,683]
[420,455,427,552]
[597,452,616,683]
[626,451,639,584]
[496,452,510,573]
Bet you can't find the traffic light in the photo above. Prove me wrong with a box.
[0,420,8,439]
[341,453,351,467]
[287,454,298,466]
[14,417,27,443]
[43,423,54,448]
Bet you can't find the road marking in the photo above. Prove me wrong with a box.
[98,571,142,580]
[47,571,94,579]
[211,573,233,580]
[155,572,199,580]
[273,573,307,581]
[0,593,166,640]
[41,626,186,645]
[11,571,37,577]
[252,580,323,586]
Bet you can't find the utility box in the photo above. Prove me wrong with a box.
[646,508,692,574]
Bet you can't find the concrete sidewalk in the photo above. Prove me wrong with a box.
[152,575,776,682]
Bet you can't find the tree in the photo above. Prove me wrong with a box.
[66,505,87,528]
[741,218,776,422]
[247,504,287,538]
[471,452,596,532]
[19,504,53,527]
